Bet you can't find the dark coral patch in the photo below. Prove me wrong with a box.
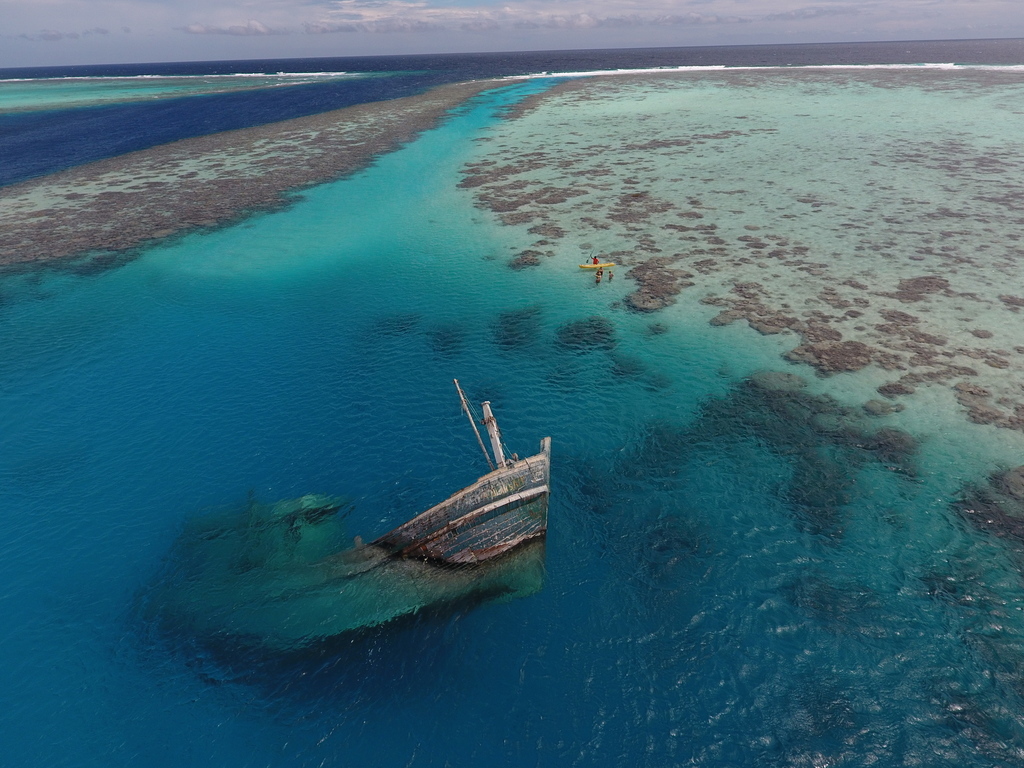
[892,276,951,302]
[508,249,544,270]
[623,257,694,312]
[625,372,919,540]
[493,305,542,350]
[954,466,1024,554]
[556,316,616,351]
[785,341,874,374]
[428,326,464,356]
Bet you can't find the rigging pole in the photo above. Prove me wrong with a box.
[453,379,494,471]
[481,401,507,469]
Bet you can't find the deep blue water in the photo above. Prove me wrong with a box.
[2,38,1024,186]
[5,41,1024,768]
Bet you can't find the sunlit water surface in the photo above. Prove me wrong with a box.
[3,77,1024,767]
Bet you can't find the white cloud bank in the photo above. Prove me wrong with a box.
[182,19,287,36]
[1,0,1021,66]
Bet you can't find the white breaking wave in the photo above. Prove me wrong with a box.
[508,62,1024,80]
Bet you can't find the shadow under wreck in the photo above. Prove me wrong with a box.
[145,381,551,653]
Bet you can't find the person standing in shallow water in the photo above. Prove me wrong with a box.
[608,270,613,281]
[595,268,603,284]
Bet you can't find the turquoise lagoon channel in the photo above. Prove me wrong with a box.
[2,79,1024,767]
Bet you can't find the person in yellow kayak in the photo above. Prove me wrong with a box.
[591,255,600,265]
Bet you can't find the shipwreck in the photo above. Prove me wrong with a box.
[145,380,551,651]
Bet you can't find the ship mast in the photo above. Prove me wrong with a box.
[453,379,494,471]
[481,401,507,469]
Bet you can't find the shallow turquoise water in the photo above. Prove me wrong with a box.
[3,80,1024,767]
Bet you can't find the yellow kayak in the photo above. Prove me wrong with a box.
[579,262,615,269]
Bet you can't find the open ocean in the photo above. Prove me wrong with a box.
[4,39,1024,767]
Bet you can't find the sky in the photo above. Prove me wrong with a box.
[0,0,1021,68]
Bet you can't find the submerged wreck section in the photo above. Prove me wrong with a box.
[145,494,546,652]
[145,389,551,653]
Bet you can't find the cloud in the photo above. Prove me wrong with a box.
[292,0,770,34]
[302,17,441,32]
[655,12,748,25]
[287,0,901,36]
[17,25,117,42]
[181,19,286,35]
[19,29,70,41]
[762,5,861,21]
[357,17,443,32]
[303,20,358,33]
[3,0,1022,62]
[459,18,501,32]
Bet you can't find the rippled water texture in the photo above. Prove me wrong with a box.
[4,73,1024,767]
